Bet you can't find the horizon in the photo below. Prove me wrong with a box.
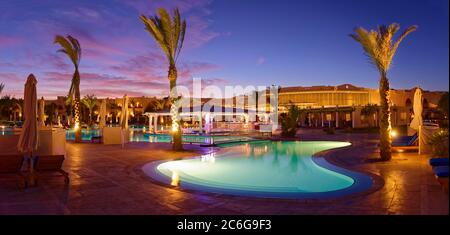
[0,0,449,99]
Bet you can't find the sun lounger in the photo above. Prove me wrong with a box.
[0,154,27,188]
[91,135,102,143]
[392,133,418,152]
[432,165,449,193]
[433,166,449,178]
[33,155,69,184]
[429,158,449,167]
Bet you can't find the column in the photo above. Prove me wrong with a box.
[153,115,158,133]
[321,112,324,127]
[352,111,355,128]
[148,115,153,132]
[308,113,312,127]
[335,111,339,128]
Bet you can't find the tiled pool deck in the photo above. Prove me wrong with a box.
[0,132,448,215]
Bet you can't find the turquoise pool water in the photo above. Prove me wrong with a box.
[143,141,372,198]
[65,129,252,144]
[135,133,253,145]
[66,129,101,141]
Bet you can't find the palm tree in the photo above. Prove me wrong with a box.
[0,83,4,95]
[54,35,82,142]
[140,8,186,151]
[350,23,417,161]
[82,94,97,126]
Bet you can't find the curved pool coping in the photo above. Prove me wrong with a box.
[142,140,382,199]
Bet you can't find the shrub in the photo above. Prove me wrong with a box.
[281,105,300,137]
[428,129,449,157]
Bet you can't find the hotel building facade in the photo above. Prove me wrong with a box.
[277,84,445,128]
[42,83,446,129]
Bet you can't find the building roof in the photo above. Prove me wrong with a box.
[279,84,368,93]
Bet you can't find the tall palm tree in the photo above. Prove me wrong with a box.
[82,94,97,126]
[140,8,186,151]
[54,35,82,142]
[350,23,417,161]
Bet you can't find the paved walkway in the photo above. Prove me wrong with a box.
[0,132,448,214]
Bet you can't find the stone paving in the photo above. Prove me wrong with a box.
[0,131,448,215]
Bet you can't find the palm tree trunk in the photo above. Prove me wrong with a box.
[169,65,183,151]
[74,69,82,143]
[379,72,392,161]
[89,109,92,127]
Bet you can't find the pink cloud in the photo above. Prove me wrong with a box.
[57,7,101,21]
[257,56,266,65]
[0,35,23,47]
[184,15,220,49]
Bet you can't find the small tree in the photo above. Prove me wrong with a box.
[428,129,449,157]
[438,92,449,118]
[360,104,378,127]
[281,105,300,137]
[81,94,97,126]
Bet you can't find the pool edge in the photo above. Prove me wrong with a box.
[142,140,383,200]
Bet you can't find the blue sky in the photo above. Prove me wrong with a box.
[0,0,448,98]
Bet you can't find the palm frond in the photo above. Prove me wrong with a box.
[350,23,416,73]
[67,35,81,66]
[54,35,77,67]
[176,20,186,62]
[158,8,174,58]
[140,7,186,65]
[140,15,172,60]
[389,25,417,62]
[81,94,97,110]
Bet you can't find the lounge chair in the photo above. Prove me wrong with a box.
[429,158,449,167]
[432,165,449,193]
[392,132,418,152]
[91,135,102,143]
[433,166,449,178]
[33,155,69,184]
[0,154,27,188]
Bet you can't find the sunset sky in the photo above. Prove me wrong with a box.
[0,0,448,99]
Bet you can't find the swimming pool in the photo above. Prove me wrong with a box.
[143,141,373,198]
[65,129,253,144]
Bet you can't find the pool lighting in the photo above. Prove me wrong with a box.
[391,130,397,138]
[171,172,180,186]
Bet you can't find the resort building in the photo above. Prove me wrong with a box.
[277,84,446,128]
[41,84,446,130]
